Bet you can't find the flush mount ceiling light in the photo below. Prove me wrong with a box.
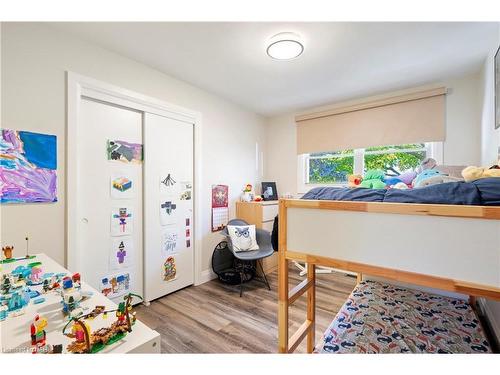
[266,32,304,60]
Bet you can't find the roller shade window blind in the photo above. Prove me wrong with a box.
[296,88,446,154]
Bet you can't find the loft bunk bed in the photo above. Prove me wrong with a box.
[277,198,500,353]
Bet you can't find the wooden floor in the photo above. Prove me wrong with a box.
[135,265,356,353]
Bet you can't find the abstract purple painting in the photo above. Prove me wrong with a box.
[0,129,57,204]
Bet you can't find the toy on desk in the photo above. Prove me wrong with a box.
[2,245,14,260]
[60,276,85,317]
[72,273,81,289]
[0,273,31,318]
[63,293,143,354]
[30,314,47,351]
[30,265,44,285]
[240,183,255,202]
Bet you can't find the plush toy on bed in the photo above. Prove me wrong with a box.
[359,169,386,189]
[461,162,500,182]
[384,171,417,188]
[412,169,462,188]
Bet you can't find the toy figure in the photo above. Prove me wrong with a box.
[1,274,12,294]
[30,266,43,284]
[72,273,81,289]
[71,320,90,343]
[116,302,126,323]
[61,276,85,316]
[30,314,47,348]
[2,245,14,259]
[241,183,254,202]
[42,278,50,293]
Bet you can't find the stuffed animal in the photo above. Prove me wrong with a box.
[391,182,409,189]
[413,169,461,188]
[462,164,500,182]
[384,171,417,187]
[360,170,386,189]
[348,174,363,188]
[416,157,437,174]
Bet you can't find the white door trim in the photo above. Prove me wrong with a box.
[66,71,204,288]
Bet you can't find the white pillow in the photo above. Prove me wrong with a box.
[227,225,259,252]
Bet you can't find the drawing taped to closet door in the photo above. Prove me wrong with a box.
[110,169,136,199]
[110,206,133,236]
[161,228,178,255]
[109,237,133,270]
[163,256,177,282]
[160,173,179,196]
[159,199,178,225]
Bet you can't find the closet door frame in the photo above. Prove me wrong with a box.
[66,72,204,286]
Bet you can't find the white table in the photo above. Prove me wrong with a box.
[0,253,160,353]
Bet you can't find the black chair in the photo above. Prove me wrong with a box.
[221,219,274,297]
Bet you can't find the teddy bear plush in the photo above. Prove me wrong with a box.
[462,162,500,182]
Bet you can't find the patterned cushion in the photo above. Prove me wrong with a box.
[315,280,491,354]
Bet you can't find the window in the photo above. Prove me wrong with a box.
[302,143,441,188]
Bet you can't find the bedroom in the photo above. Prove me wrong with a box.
[1,1,500,372]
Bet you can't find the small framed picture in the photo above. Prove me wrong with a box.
[261,182,278,201]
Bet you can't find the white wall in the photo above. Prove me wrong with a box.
[265,72,483,195]
[0,23,266,278]
[478,23,500,345]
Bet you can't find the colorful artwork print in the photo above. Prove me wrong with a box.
[161,229,178,254]
[0,129,57,204]
[109,237,133,270]
[111,207,133,236]
[160,199,178,226]
[163,256,177,282]
[100,272,130,299]
[107,140,143,164]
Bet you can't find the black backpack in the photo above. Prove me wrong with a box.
[271,215,279,251]
[211,241,255,285]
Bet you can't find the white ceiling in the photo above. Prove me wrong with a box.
[50,22,498,116]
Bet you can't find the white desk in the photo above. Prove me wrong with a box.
[0,253,160,353]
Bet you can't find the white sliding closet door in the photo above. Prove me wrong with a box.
[77,98,143,303]
[144,113,194,302]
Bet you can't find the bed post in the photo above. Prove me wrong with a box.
[278,199,289,353]
[306,263,316,353]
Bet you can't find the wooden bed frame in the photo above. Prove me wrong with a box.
[278,199,500,353]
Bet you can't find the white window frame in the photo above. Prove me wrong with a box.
[297,142,443,194]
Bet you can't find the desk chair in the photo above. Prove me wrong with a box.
[221,219,274,297]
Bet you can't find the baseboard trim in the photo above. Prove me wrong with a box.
[196,269,217,286]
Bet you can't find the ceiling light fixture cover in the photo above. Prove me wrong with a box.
[266,32,304,60]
